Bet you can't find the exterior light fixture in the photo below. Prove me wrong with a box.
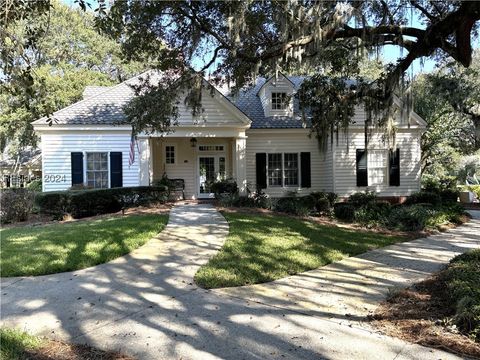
[190,137,197,148]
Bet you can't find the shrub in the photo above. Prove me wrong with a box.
[438,188,459,203]
[354,202,391,227]
[333,203,355,222]
[0,189,35,224]
[274,196,312,216]
[310,191,337,212]
[26,179,42,192]
[35,191,71,219]
[441,249,480,341]
[348,191,377,207]
[68,190,122,218]
[385,204,434,231]
[211,178,238,197]
[405,191,442,206]
[35,186,168,219]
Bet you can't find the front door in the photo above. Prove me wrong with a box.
[198,156,226,198]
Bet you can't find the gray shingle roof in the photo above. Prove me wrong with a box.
[231,76,308,129]
[33,72,307,128]
[82,86,113,99]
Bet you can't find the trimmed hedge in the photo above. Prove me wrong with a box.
[35,186,168,219]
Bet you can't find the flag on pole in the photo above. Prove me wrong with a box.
[129,133,136,167]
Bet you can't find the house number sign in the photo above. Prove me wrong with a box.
[44,174,67,183]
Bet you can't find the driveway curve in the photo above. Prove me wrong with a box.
[1,204,478,360]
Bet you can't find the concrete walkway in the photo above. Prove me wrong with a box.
[1,204,479,360]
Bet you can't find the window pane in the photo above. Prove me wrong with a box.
[166,146,175,164]
[368,150,387,185]
[284,153,298,186]
[85,152,108,189]
[272,92,287,110]
[219,157,226,180]
[268,153,282,186]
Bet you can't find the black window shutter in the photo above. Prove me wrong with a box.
[300,152,311,188]
[356,149,368,187]
[110,152,123,188]
[71,152,84,185]
[389,148,400,186]
[256,153,267,189]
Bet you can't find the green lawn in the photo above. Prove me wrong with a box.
[195,212,405,288]
[0,328,43,360]
[0,214,168,277]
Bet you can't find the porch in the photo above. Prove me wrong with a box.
[137,132,247,199]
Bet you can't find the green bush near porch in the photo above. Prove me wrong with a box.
[195,212,404,288]
[0,214,168,277]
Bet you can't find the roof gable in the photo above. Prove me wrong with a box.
[32,71,251,128]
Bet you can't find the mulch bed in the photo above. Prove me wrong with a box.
[370,273,480,359]
[25,339,134,360]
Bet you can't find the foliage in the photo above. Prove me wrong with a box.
[194,212,404,288]
[95,1,480,149]
[0,189,35,224]
[348,191,377,207]
[456,150,480,185]
[25,179,42,192]
[310,191,338,213]
[333,203,356,222]
[0,1,144,153]
[441,249,480,341]
[35,186,168,219]
[414,53,480,185]
[211,178,238,197]
[354,202,391,227]
[385,203,466,231]
[274,197,311,216]
[405,191,442,206]
[0,214,168,277]
[0,328,43,360]
[385,204,434,231]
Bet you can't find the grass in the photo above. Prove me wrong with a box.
[0,214,168,277]
[0,328,43,360]
[0,327,135,359]
[195,212,404,288]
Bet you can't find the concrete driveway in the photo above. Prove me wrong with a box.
[1,204,479,360]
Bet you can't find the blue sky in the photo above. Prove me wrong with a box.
[63,0,478,75]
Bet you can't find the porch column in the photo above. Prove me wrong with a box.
[235,136,247,195]
[138,137,151,186]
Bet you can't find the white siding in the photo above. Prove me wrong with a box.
[245,130,333,197]
[332,129,422,197]
[41,131,139,192]
[176,88,247,126]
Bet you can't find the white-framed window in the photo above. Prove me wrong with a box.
[268,153,283,186]
[267,153,300,187]
[368,149,388,185]
[271,92,288,110]
[165,145,175,164]
[86,152,109,188]
[198,145,225,152]
[284,153,299,186]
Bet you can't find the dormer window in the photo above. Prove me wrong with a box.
[271,92,288,111]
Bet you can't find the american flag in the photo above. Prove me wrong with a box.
[129,133,136,167]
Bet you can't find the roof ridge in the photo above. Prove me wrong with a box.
[32,70,153,124]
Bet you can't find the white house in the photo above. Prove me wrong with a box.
[32,72,426,200]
